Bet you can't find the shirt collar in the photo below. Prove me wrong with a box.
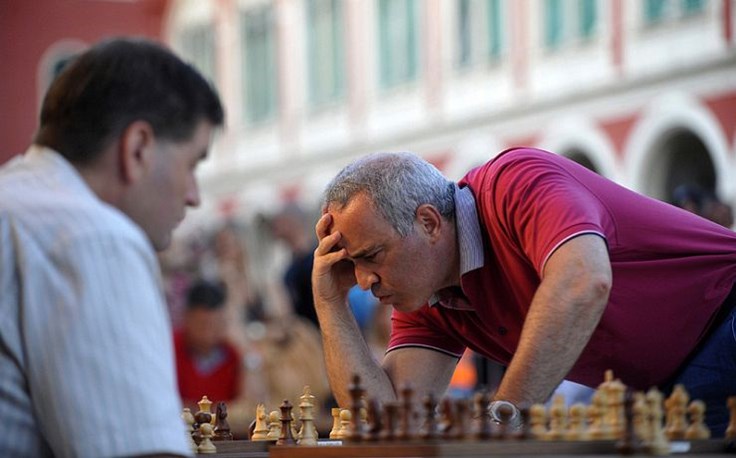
[428,184,484,309]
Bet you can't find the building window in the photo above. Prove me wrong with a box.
[307,0,345,108]
[544,0,598,50]
[644,0,668,23]
[378,0,419,89]
[179,24,217,86]
[681,0,706,16]
[458,0,505,68]
[644,0,707,25]
[242,6,278,124]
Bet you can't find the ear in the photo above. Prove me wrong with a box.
[118,120,155,184]
[415,204,443,241]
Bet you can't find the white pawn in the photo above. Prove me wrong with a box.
[565,403,588,441]
[329,407,341,439]
[685,400,710,440]
[544,394,567,441]
[336,409,352,439]
[198,422,217,454]
[529,404,547,440]
[181,408,197,454]
[251,403,270,441]
[266,410,281,440]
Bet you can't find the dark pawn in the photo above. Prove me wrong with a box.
[380,402,400,441]
[276,399,297,446]
[439,398,456,439]
[398,383,415,441]
[454,399,469,441]
[421,392,440,440]
[213,401,233,441]
[616,390,642,455]
[364,398,382,441]
[473,390,493,440]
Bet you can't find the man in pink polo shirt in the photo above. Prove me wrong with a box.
[312,148,736,436]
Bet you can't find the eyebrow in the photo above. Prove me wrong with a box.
[348,246,378,260]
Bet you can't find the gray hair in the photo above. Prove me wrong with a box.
[323,152,455,237]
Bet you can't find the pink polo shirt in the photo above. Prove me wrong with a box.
[388,148,736,389]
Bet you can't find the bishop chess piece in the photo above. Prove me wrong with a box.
[398,383,415,440]
[664,384,689,440]
[380,402,400,441]
[420,392,440,440]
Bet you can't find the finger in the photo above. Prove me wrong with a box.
[314,230,342,256]
[315,248,348,268]
[315,213,333,239]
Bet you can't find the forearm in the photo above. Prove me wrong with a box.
[316,297,397,407]
[495,235,612,406]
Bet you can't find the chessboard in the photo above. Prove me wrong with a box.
[188,371,736,457]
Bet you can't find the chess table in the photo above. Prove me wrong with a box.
[198,438,736,457]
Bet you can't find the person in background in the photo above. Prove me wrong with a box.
[0,37,224,457]
[673,184,734,229]
[175,280,246,409]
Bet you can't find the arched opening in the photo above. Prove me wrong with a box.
[563,148,600,174]
[640,128,715,203]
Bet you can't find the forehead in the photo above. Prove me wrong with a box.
[329,194,398,253]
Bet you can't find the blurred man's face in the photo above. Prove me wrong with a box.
[136,120,213,251]
[184,307,227,355]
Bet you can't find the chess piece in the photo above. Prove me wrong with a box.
[193,395,214,445]
[348,374,366,442]
[298,386,318,446]
[438,398,455,439]
[529,404,547,440]
[616,390,642,455]
[380,402,399,441]
[684,400,710,440]
[420,392,440,440]
[198,422,217,454]
[337,409,352,439]
[397,383,415,440]
[664,384,689,440]
[645,388,669,456]
[266,410,282,440]
[181,408,198,454]
[276,399,297,445]
[727,396,736,440]
[213,401,233,441]
[632,392,650,444]
[565,403,588,441]
[329,407,341,439]
[544,394,567,441]
[603,371,626,439]
[365,398,382,441]
[453,398,469,440]
[252,404,270,441]
[473,390,492,440]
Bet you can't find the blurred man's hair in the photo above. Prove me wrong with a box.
[35,37,224,165]
[186,280,226,311]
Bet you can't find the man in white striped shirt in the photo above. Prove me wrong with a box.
[0,38,224,457]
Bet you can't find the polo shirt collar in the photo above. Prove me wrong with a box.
[428,184,484,309]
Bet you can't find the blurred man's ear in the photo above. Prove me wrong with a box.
[118,121,155,184]
[416,204,442,240]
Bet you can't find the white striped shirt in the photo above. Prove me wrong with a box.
[0,146,190,457]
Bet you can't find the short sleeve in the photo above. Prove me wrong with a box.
[24,232,191,458]
[480,151,610,275]
[387,307,466,358]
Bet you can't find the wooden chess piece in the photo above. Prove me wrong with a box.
[529,404,547,440]
[473,390,492,440]
[365,398,382,441]
[565,403,588,441]
[645,388,670,456]
[421,392,440,440]
[298,386,318,446]
[276,399,297,445]
[348,374,366,442]
[544,394,567,441]
[727,396,736,440]
[616,389,642,455]
[397,383,415,440]
[197,422,217,454]
[632,392,650,445]
[454,398,469,441]
[329,407,341,439]
[251,403,270,441]
[664,384,689,440]
[193,395,213,445]
[266,410,281,441]
[181,408,198,454]
[380,402,399,441]
[684,400,710,440]
[213,401,233,441]
[438,398,456,439]
[336,409,352,439]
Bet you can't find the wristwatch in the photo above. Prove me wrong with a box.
[488,400,522,427]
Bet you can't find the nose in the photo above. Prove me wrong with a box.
[186,174,201,207]
[354,264,379,291]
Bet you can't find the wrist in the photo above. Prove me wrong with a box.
[488,400,521,427]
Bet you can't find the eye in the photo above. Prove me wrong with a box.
[364,251,379,262]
